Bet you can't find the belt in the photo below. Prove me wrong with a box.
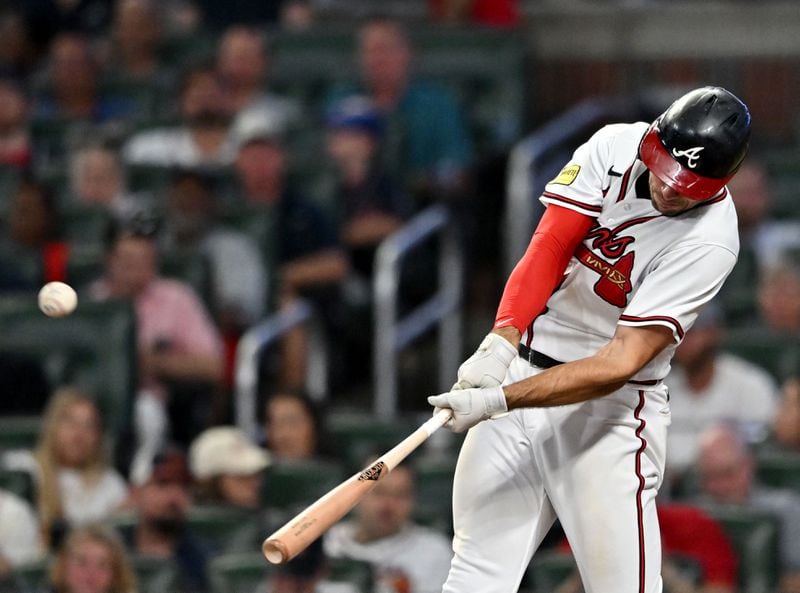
[517,344,661,387]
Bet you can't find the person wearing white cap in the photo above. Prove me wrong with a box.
[189,427,271,510]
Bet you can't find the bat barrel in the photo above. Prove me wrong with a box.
[262,539,289,564]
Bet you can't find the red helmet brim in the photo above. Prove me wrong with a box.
[639,125,733,201]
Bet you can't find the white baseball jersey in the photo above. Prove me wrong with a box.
[524,122,739,381]
[442,123,741,593]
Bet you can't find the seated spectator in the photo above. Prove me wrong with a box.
[32,32,133,124]
[161,168,268,331]
[757,260,800,337]
[774,378,800,450]
[323,463,452,593]
[216,26,299,134]
[0,11,35,80]
[324,95,411,278]
[0,175,68,291]
[125,447,209,593]
[0,78,32,168]
[49,525,137,593]
[123,63,236,168]
[89,215,223,482]
[696,423,800,593]
[188,426,270,510]
[0,487,42,580]
[329,16,474,203]
[233,112,347,300]
[4,387,128,548]
[264,392,328,462]
[69,145,134,212]
[108,0,165,83]
[665,304,778,480]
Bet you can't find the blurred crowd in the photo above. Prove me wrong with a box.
[0,1,799,593]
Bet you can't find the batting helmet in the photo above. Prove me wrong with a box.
[639,86,751,201]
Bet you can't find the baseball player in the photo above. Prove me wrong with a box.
[428,87,751,593]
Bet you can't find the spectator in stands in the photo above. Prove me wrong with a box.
[264,392,326,461]
[774,378,800,450]
[188,426,270,510]
[664,304,778,481]
[722,161,800,321]
[0,176,68,291]
[89,214,223,483]
[109,0,164,83]
[0,11,35,80]
[0,487,42,580]
[2,387,128,548]
[49,525,136,593]
[69,145,131,211]
[126,447,209,593]
[123,63,236,168]
[323,463,452,593]
[33,33,133,124]
[696,423,800,593]
[216,26,299,134]
[20,0,111,55]
[0,78,32,168]
[757,260,800,337]
[325,95,411,278]
[233,114,348,300]
[161,168,268,331]
[330,16,474,203]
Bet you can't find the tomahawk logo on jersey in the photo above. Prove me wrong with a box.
[523,122,739,382]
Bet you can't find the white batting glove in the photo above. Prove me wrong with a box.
[452,333,517,391]
[427,386,508,433]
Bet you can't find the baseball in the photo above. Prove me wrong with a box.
[38,282,78,318]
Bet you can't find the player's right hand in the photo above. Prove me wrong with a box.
[428,386,508,433]
[451,332,517,390]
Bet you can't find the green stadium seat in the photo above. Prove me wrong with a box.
[413,457,456,533]
[0,468,35,503]
[10,556,50,593]
[524,550,577,592]
[722,328,800,382]
[132,555,180,593]
[126,164,174,195]
[0,416,40,451]
[261,459,346,511]
[60,205,112,249]
[756,448,800,491]
[327,557,374,593]
[186,505,257,553]
[209,551,277,593]
[0,298,137,442]
[327,411,415,471]
[701,504,780,593]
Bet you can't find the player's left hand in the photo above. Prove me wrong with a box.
[427,386,508,433]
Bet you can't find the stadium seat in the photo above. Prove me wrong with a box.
[132,555,180,593]
[413,457,456,533]
[327,557,374,593]
[186,505,257,553]
[756,448,800,491]
[60,205,112,249]
[701,504,780,593]
[0,416,41,451]
[0,467,35,503]
[326,410,415,471]
[722,328,800,382]
[524,550,577,592]
[0,298,137,443]
[208,551,278,593]
[8,556,50,593]
[261,459,346,511]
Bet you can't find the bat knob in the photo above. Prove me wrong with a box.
[263,539,290,564]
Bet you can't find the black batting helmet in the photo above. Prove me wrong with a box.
[639,86,751,201]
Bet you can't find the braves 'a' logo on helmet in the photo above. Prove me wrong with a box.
[671,146,705,169]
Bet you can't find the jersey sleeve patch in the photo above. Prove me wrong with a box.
[550,164,581,186]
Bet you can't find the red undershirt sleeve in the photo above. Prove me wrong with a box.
[494,204,596,335]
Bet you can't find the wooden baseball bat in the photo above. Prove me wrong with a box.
[262,408,452,564]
